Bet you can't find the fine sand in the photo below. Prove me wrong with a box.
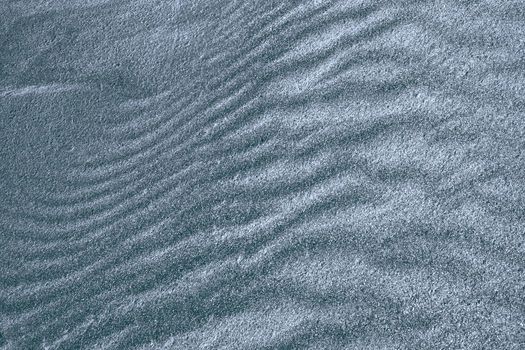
[1,1,525,349]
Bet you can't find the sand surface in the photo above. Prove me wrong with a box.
[1,1,525,349]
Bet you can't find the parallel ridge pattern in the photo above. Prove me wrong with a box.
[1,0,525,349]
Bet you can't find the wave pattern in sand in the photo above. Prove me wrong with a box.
[1,0,525,349]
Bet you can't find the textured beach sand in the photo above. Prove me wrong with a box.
[1,0,525,349]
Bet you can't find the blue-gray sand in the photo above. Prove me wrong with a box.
[1,1,525,349]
